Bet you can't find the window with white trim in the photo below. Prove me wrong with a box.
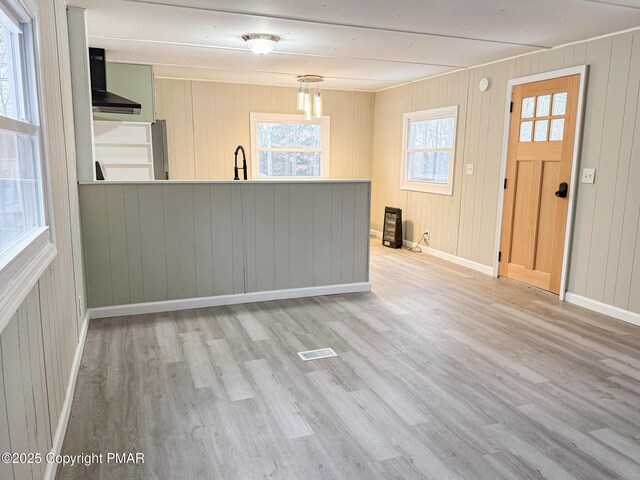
[0,2,49,271]
[401,106,458,195]
[250,113,330,178]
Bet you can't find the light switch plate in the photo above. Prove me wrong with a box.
[581,168,596,184]
[466,164,474,175]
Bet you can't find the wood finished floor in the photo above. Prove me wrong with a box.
[58,241,640,479]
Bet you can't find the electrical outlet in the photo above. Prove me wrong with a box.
[581,168,596,184]
[424,230,430,240]
[466,164,474,175]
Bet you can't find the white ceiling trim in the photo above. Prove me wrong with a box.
[375,24,640,93]
[151,73,377,93]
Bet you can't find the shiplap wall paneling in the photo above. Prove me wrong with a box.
[193,184,215,297]
[79,182,370,309]
[139,185,169,302]
[231,185,247,294]
[155,79,375,181]
[164,185,197,300]
[123,185,145,304]
[1,289,51,480]
[105,186,132,306]
[274,185,291,290]
[583,35,635,303]
[242,184,258,293]
[330,184,344,284]
[0,343,11,480]
[254,184,277,292]
[79,185,112,308]
[354,182,371,283]
[211,185,237,296]
[371,29,640,315]
[313,183,333,286]
[2,317,31,480]
[608,33,640,309]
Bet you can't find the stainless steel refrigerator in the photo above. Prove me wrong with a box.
[151,120,169,180]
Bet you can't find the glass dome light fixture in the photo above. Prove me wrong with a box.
[297,75,324,119]
[242,34,281,56]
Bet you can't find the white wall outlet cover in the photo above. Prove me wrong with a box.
[466,164,474,175]
[479,77,490,92]
[581,168,596,184]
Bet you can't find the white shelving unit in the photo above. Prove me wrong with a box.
[93,121,154,181]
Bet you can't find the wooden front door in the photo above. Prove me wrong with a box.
[499,75,580,294]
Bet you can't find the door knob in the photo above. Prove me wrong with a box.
[555,182,568,198]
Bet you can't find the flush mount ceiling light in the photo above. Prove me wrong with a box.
[297,75,324,120]
[242,33,280,56]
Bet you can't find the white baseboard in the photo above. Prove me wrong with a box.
[565,292,640,328]
[370,229,494,276]
[44,311,90,480]
[90,282,372,319]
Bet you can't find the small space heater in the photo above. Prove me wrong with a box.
[382,207,403,248]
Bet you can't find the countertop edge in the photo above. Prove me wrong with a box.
[79,179,372,185]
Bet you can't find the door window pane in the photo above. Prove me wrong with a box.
[409,117,455,149]
[534,120,548,142]
[406,151,450,184]
[552,92,567,116]
[521,97,535,119]
[536,95,551,117]
[550,118,564,141]
[519,121,533,142]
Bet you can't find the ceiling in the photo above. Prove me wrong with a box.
[68,0,640,91]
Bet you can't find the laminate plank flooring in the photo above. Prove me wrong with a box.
[58,241,640,479]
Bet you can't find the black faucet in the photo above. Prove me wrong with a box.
[234,145,247,180]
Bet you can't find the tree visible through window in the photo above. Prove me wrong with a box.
[401,106,458,195]
[251,113,330,178]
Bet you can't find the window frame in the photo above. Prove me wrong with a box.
[400,105,458,195]
[250,112,331,180]
[0,0,56,330]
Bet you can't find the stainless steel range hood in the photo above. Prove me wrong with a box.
[89,48,141,115]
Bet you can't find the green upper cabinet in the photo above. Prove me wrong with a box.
[93,63,155,123]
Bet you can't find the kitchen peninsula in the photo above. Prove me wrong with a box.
[79,180,371,318]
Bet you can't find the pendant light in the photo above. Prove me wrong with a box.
[313,89,322,117]
[304,86,312,121]
[296,75,324,121]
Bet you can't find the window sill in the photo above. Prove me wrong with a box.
[401,182,453,196]
[0,227,57,333]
